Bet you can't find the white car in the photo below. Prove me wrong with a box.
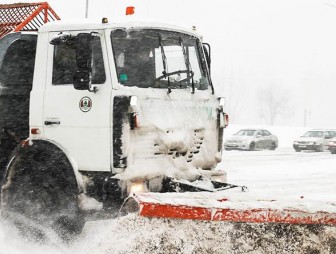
[329,137,336,154]
[293,130,335,152]
[224,129,278,151]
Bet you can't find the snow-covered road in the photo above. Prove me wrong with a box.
[0,148,335,253]
[221,148,336,202]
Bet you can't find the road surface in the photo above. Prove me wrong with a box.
[0,147,335,254]
[220,148,336,202]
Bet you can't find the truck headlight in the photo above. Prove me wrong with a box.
[294,141,298,145]
[129,181,148,194]
[211,172,227,183]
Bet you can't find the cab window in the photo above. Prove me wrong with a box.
[0,39,36,87]
[262,130,271,136]
[52,36,105,85]
[111,29,210,90]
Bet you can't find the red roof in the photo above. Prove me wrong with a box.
[0,2,60,38]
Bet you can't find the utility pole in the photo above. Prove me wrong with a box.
[85,0,89,18]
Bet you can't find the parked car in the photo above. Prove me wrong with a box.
[326,129,336,137]
[293,130,335,152]
[224,129,278,151]
[328,137,336,154]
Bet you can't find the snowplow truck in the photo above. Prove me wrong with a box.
[0,3,229,235]
[1,3,335,238]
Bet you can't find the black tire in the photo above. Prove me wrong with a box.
[331,150,336,154]
[315,144,323,152]
[0,134,20,184]
[1,141,84,241]
[270,142,277,150]
[249,142,256,151]
[295,149,301,152]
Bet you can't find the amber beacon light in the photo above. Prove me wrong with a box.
[126,6,135,15]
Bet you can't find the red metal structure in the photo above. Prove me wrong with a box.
[0,2,60,39]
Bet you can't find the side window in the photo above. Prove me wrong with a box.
[0,39,36,87]
[325,131,333,139]
[52,35,105,85]
[263,130,271,136]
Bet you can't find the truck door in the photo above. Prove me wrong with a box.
[43,31,112,172]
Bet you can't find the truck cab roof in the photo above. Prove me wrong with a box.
[39,19,199,37]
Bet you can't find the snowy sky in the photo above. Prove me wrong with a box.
[2,0,336,127]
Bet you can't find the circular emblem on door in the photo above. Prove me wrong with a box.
[79,97,92,112]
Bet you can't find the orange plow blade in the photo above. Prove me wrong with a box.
[123,192,336,225]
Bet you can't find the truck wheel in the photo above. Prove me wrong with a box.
[1,141,84,241]
[0,135,20,185]
[295,149,301,152]
[331,150,336,154]
[249,142,256,151]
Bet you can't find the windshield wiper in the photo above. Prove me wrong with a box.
[158,34,171,93]
[179,36,195,94]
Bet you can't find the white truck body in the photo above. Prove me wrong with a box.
[24,20,226,191]
[0,21,227,233]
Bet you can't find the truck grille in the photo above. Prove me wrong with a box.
[153,129,205,163]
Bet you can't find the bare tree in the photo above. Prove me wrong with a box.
[257,85,292,125]
[214,68,251,123]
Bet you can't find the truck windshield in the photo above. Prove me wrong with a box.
[111,29,210,90]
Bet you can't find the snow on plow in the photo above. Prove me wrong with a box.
[122,191,336,225]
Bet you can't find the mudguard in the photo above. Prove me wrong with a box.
[1,139,85,238]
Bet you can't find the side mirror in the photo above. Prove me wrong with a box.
[73,33,93,91]
[219,97,226,107]
[202,43,211,75]
[50,32,71,45]
[218,97,226,111]
[73,71,91,90]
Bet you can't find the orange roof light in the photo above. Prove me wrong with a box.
[126,6,135,15]
[102,17,108,24]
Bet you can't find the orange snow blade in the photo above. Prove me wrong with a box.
[123,192,336,225]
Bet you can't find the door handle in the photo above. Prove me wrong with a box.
[44,120,61,126]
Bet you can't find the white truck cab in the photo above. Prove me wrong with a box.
[0,19,227,235]
[30,20,226,179]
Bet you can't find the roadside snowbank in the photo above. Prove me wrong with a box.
[0,214,335,254]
